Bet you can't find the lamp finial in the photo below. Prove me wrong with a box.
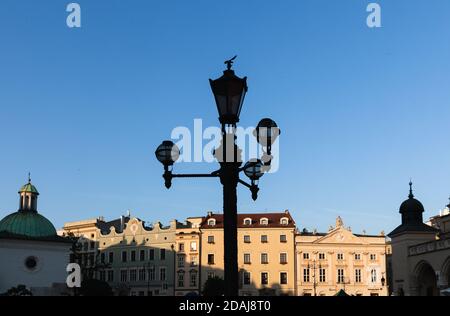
[224,55,237,70]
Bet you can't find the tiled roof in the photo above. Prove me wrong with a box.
[200,211,295,229]
[96,216,130,234]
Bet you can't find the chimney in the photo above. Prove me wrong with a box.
[207,211,213,217]
[120,216,125,231]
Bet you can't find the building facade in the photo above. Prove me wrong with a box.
[296,217,389,296]
[200,211,297,296]
[96,217,177,296]
[174,217,203,296]
[388,184,450,296]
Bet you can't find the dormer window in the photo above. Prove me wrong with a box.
[207,219,216,226]
[243,218,252,225]
[280,217,289,225]
[260,218,269,225]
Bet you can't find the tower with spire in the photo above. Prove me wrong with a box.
[387,181,440,296]
[18,173,39,213]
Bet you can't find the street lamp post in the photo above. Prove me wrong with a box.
[155,58,280,296]
[307,260,321,296]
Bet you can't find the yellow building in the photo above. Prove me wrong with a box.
[296,217,389,296]
[200,211,296,296]
[174,217,204,296]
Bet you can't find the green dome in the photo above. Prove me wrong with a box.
[0,211,56,238]
[19,183,39,195]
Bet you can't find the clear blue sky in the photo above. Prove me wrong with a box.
[1,0,449,235]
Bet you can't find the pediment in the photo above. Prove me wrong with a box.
[312,227,367,245]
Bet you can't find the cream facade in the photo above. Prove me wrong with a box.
[174,217,203,296]
[200,211,296,296]
[96,217,177,296]
[296,217,389,296]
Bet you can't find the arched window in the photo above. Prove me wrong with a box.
[207,219,216,226]
[25,196,29,210]
[260,218,269,225]
[31,196,37,210]
[280,217,289,225]
[243,218,252,225]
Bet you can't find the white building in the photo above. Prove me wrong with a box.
[0,178,71,295]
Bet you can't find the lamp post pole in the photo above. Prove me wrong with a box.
[221,162,240,296]
[155,58,280,296]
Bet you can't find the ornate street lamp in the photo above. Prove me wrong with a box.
[155,57,280,296]
[209,56,248,126]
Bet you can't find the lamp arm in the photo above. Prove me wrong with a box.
[172,173,220,178]
[238,178,252,188]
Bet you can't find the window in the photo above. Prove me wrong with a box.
[261,235,268,243]
[107,270,114,282]
[208,254,215,265]
[370,254,377,261]
[191,255,198,267]
[280,253,287,264]
[337,253,344,260]
[109,252,114,264]
[190,242,197,251]
[280,235,287,243]
[179,243,185,252]
[149,267,155,281]
[371,269,377,283]
[243,272,251,285]
[261,272,268,285]
[178,272,184,288]
[178,255,185,268]
[99,270,106,282]
[244,235,251,243]
[244,253,251,264]
[190,272,197,287]
[280,272,288,285]
[207,236,214,244]
[160,267,166,281]
[261,253,268,264]
[354,253,361,260]
[244,218,252,225]
[355,269,362,283]
[280,217,289,225]
[122,251,127,263]
[319,253,325,260]
[303,253,309,260]
[207,272,215,280]
[120,270,128,282]
[131,250,136,262]
[149,249,155,261]
[319,268,326,283]
[337,269,344,283]
[260,218,269,225]
[207,219,216,226]
[303,268,310,282]
[90,241,95,250]
[160,249,166,261]
[130,269,137,282]
[140,250,145,261]
[100,253,105,264]
[139,269,146,281]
